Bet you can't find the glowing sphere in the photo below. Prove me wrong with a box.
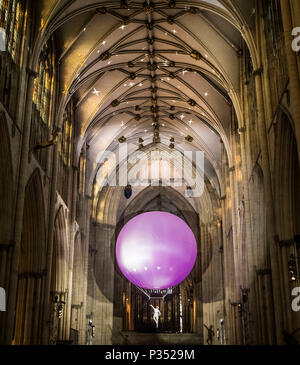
[116,211,197,289]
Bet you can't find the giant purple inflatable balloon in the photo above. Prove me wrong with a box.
[116,211,197,289]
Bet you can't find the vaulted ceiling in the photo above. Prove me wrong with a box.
[35,0,256,194]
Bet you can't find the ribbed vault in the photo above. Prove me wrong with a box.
[30,0,256,194]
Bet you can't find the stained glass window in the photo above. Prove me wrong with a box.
[0,1,25,62]
[32,44,54,127]
[0,0,8,52]
[79,154,86,195]
[61,116,73,167]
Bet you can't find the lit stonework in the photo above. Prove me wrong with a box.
[0,0,299,346]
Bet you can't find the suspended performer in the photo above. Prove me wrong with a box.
[150,304,161,329]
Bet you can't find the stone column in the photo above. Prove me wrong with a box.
[280,0,300,161]
[290,0,300,74]
[41,144,59,344]
[238,127,257,344]
[79,197,92,344]
[228,166,243,345]
[290,0,300,34]
[5,69,36,344]
[254,69,284,344]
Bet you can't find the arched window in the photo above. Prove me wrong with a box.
[262,0,283,57]
[79,151,86,196]
[0,0,25,62]
[56,103,74,204]
[61,115,73,167]
[32,43,54,127]
[31,40,55,170]
[0,0,26,114]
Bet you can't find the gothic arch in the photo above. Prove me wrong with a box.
[273,111,300,239]
[273,111,300,338]
[0,112,14,342]
[13,169,46,345]
[249,163,275,345]
[110,185,202,336]
[117,185,200,237]
[0,112,14,245]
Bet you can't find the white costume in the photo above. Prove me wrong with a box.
[0,287,6,312]
[150,305,161,328]
[0,28,6,52]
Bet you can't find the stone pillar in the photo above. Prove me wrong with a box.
[41,144,59,344]
[5,69,36,344]
[280,0,300,160]
[228,165,243,344]
[238,126,257,344]
[254,69,284,344]
[79,197,92,344]
[290,0,300,35]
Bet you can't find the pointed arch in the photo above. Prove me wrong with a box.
[13,169,46,345]
[0,112,14,245]
[274,111,300,238]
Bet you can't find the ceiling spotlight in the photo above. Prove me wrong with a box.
[185,135,193,143]
[190,50,202,60]
[204,92,208,97]
[92,88,100,96]
[189,120,193,124]
[118,136,127,143]
[180,114,185,120]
